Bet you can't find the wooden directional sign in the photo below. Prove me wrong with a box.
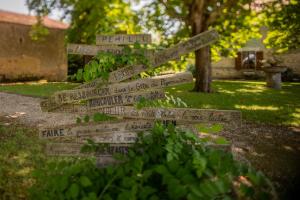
[77,29,218,90]
[52,72,192,104]
[46,143,130,156]
[87,89,165,109]
[39,120,153,139]
[68,44,155,57]
[49,105,241,128]
[96,34,151,45]
[152,29,219,66]
[94,106,242,128]
[67,44,124,55]
[41,89,165,111]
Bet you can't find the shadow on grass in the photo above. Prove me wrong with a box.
[166,81,300,126]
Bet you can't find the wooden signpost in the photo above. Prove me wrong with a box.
[39,120,153,139]
[41,89,165,112]
[40,30,241,164]
[96,34,152,45]
[67,44,124,55]
[52,72,192,104]
[76,29,218,90]
[93,106,242,128]
[46,143,130,156]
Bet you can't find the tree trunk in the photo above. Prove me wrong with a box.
[193,46,212,92]
[190,1,212,93]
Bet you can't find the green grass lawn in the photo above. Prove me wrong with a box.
[0,80,299,126]
[0,82,79,98]
[166,81,300,126]
[0,122,46,199]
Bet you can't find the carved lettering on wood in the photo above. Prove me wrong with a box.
[87,90,165,108]
[46,143,131,156]
[96,34,151,45]
[52,72,192,104]
[39,120,153,139]
[67,44,124,55]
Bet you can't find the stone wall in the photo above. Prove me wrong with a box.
[0,22,67,81]
[212,57,242,79]
[279,50,300,75]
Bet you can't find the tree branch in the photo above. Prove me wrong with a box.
[158,0,187,22]
[207,0,240,25]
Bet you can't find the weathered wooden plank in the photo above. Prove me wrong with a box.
[52,72,192,104]
[96,34,151,45]
[87,89,165,109]
[46,143,131,156]
[77,29,218,89]
[68,43,155,57]
[39,120,153,139]
[76,131,140,144]
[67,44,124,55]
[94,106,242,128]
[40,88,165,112]
[152,29,219,66]
[41,132,140,144]
[49,105,241,128]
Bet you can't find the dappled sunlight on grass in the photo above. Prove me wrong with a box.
[0,82,79,97]
[236,86,267,93]
[0,123,46,199]
[216,89,235,94]
[16,167,32,176]
[166,80,300,126]
[235,105,280,111]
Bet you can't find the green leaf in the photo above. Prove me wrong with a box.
[214,137,230,145]
[80,176,92,187]
[76,117,82,124]
[83,115,90,123]
[68,183,79,199]
[58,176,69,192]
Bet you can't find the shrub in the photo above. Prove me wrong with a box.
[29,123,275,200]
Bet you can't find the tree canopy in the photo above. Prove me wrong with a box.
[263,0,300,52]
[26,0,140,44]
[27,0,299,91]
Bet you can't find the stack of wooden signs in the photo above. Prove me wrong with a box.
[39,30,242,165]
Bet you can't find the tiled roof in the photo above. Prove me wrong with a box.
[0,10,68,29]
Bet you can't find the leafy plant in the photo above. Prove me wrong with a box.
[135,94,187,110]
[75,44,151,83]
[29,123,275,199]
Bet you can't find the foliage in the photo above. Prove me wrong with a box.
[136,0,263,92]
[139,0,261,59]
[74,43,151,82]
[26,0,140,44]
[0,122,46,199]
[264,0,300,52]
[29,21,50,41]
[135,94,187,110]
[29,123,275,199]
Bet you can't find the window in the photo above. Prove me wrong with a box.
[235,51,263,70]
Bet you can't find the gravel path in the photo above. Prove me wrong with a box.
[0,92,79,127]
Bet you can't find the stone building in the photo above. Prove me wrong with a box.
[212,38,300,79]
[0,10,68,82]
